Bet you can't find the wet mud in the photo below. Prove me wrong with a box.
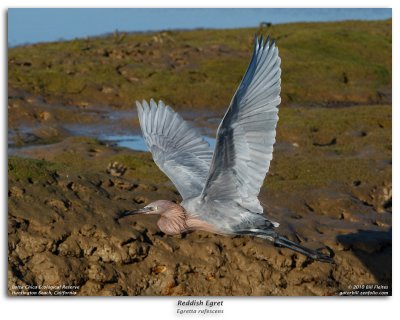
[8,103,392,296]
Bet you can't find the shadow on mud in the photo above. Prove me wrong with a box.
[337,229,392,293]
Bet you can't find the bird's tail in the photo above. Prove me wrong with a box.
[235,229,334,263]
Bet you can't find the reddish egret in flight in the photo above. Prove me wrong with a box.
[119,35,333,263]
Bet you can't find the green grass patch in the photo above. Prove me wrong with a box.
[9,19,391,110]
[8,156,61,184]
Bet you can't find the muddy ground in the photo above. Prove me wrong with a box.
[8,104,392,296]
[8,22,392,296]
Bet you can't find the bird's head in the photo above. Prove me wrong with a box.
[117,200,178,219]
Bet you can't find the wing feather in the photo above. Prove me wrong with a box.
[201,35,281,213]
[137,100,214,200]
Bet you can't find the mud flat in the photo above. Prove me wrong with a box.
[8,104,392,296]
[8,21,391,296]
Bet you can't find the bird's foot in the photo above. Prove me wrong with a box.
[273,233,335,264]
[310,246,335,264]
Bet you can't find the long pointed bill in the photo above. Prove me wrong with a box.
[116,207,152,220]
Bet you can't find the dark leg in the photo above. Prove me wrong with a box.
[273,233,334,263]
[234,229,334,263]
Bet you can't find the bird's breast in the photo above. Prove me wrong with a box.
[185,216,217,233]
[157,215,186,235]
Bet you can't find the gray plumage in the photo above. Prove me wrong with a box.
[202,35,280,213]
[123,35,333,263]
[136,99,213,200]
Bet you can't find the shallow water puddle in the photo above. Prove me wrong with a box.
[9,132,216,155]
[100,134,216,151]
[8,106,218,154]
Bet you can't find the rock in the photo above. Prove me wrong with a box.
[88,263,117,283]
[106,162,127,177]
[27,252,86,287]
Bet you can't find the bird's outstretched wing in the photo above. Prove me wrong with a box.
[137,99,214,200]
[201,36,281,213]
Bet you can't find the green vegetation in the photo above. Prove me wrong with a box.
[8,104,391,195]
[8,19,391,110]
[8,20,392,197]
[109,153,169,184]
[266,104,391,192]
[277,104,392,151]
[8,156,61,184]
[8,136,168,185]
